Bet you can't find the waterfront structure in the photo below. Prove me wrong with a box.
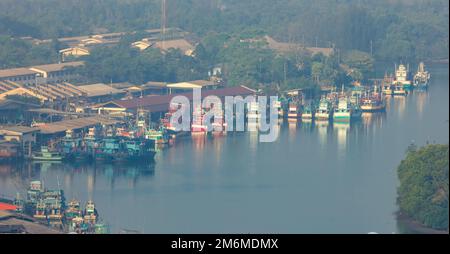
[0,61,84,86]
[0,126,38,158]
[59,47,90,61]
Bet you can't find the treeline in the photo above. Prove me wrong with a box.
[397,144,449,231]
[0,36,65,68]
[0,0,448,62]
[75,33,372,91]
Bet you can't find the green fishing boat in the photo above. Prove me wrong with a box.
[32,146,63,161]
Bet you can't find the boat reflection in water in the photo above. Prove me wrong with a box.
[288,119,298,139]
[415,91,427,119]
[316,120,329,148]
[393,95,407,120]
[0,161,156,192]
[334,122,350,159]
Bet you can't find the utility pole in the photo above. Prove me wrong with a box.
[370,40,373,56]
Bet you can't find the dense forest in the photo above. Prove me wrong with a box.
[397,144,449,231]
[0,0,448,88]
[0,0,448,61]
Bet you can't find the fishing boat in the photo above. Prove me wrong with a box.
[392,83,408,96]
[381,74,394,95]
[247,101,259,121]
[33,200,47,220]
[333,97,361,122]
[191,106,208,132]
[413,62,431,89]
[394,64,412,90]
[315,97,332,121]
[83,127,101,159]
[287,101,302,120]
[32,146,63,161]
[13,193,24,213]
[65,199,82,221]
[274,99,284,117]
[61,129,87,161]
[302,103,315,120]
[47,199,64,222]
[83,200,98,224]
[360,94,385,112]
[145,127,169,144]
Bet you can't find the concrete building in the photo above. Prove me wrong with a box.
[0,68,38,86]
[0,61,84,86]
[29,61,84,84]
[59,47,90,61]
[0,126,39,158]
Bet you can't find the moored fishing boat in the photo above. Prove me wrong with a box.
[83,200,98,224]
[247,101,259,121]
[302,103,315,120]
[287,101,302,120]
[413,62,431,90]
[381,74,394,95]
[315,97,332,121]
[65,199,82,221]
[394,64,412,90]
[191,105,208,132]
[33,200,47,220]
[333,97,360,122]
[32,146,63,161]
[392,83,408,96]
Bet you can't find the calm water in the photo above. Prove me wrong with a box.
[0,64,448,233]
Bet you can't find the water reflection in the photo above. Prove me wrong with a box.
[0,161,156,197]
[316,121,329,148]
[334,122,350,159]
[393,96,407,121]
[415,92,427,119]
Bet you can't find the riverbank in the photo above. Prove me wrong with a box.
[397,212,449,234]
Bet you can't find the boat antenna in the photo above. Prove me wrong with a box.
[57,175,61,190]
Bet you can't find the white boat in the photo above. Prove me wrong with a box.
[315,98,332,121]
[413,62,431,89]
[393,64,412,89]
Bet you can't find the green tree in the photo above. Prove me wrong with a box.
[397,144,449,230]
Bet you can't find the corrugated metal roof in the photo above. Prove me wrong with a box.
[0,125,39,134]
[30,61,84,73]
[78,83,124,97]
[37,116,123,134]
[0,68,38,78]
[112,85,256,111]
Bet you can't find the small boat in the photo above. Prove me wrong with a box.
[32,146,63,161]
[413,62,431,90]
[315,97,332,121]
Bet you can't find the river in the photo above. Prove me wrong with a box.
[0,64,448,233]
